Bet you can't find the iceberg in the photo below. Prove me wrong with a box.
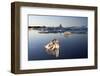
[45,39,60,57]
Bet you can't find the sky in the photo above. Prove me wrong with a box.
[29,15,88,27]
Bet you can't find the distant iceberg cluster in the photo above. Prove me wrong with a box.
[29,24,87,34]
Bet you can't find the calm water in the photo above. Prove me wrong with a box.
[28,30,88,61]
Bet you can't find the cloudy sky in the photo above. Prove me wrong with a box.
[29,15,88,27]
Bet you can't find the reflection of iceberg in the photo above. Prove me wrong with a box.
[45,39,59,57]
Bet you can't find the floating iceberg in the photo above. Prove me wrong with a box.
[45,39,60,57]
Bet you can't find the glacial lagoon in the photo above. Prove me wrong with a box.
[28,30,88,61]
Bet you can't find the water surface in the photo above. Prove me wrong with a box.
[28,30,88,61]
